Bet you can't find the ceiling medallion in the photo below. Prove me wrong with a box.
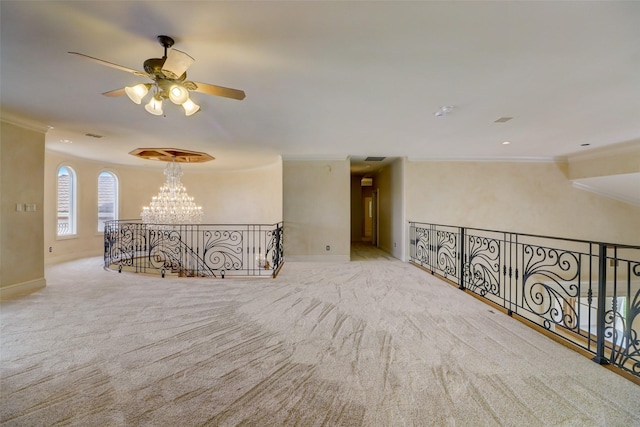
[129,148,214,163]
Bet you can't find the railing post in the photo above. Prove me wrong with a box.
[593,243,610,365]
[409,222,414,262]
[458,227,465,290]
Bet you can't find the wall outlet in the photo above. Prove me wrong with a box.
[326,245,330,251]
[49,246,52,253]
[394,242,397,248]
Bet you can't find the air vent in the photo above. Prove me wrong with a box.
[494,117,513,123]
[364,156,386,162]
[85,133,103,138]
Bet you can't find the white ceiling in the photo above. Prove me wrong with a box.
[1,1,639,175]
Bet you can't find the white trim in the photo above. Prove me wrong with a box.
[56,164,78,236]
[0,278,46,301]
[407,156,566,163]
[0,111,50,133]
[572,181,640,207]
[45,249,103,266]
[97,170,119,232]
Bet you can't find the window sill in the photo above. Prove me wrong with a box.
[56,234,79,241]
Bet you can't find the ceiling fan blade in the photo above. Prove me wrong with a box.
[68,52,148,77]
[191,82,246,100]
[102,88,127,97]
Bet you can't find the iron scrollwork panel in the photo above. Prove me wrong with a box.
[464,234,502,298]
[414,226,432,269]
[265,225,283,271]
[605,261,640,375]
[202,229,244,271]
[521,244,581,331]
[435,228,458,279]
[110,223,147,268]
[147,227,186,273]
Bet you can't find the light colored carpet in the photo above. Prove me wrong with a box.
[1,244,639,426]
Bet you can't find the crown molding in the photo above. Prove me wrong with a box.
[572,181,640,207]
[0,110,50,133]
[407,155,566,164]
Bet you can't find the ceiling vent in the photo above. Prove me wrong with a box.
[364,156,386,162]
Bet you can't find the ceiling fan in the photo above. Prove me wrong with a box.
[69,35,245,116]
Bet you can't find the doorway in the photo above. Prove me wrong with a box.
[350,175,378,247]
[363,196,372,241]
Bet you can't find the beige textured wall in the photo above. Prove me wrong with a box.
[283,159,350,261]
[0,121,46,297]
[44,151,283,264]
[406,161,640,245]
[568,139,640,179]
[350,176,363,242]
[188,160,283,225]
[375,158,405,259]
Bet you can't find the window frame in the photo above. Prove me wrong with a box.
[56,164,78,238]
[97,170,119,233]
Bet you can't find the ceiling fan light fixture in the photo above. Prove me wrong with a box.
[182,98,200,116]
[162,49,194,79]
[70,35,244,118]
[169,84,190,105]
[125,83,150,104]
[145,95,164,116]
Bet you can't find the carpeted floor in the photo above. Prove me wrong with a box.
[1,244,639,426]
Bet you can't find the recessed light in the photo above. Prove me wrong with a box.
[501,141,511,145]
[434,106,454,117]
[60,139,72,144]
[494,117,513,123]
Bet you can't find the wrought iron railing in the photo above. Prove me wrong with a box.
[409,221,640,380]
[104,220,283,278]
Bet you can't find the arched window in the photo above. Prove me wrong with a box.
[97,171,118,232]
[57,165,77,236]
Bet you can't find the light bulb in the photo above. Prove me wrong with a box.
[182,99,200,116]
[145,96,164,116]
[168,85,189,105]
[125,84,149,104]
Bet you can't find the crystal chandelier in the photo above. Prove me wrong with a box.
[141,160,203,224]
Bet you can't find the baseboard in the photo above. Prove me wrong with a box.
[285,255,350,262]
[0,277,46,301]
[45,250,102,266]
